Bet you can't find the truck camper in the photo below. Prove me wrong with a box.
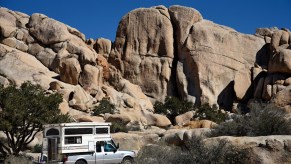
[41,122,135,164]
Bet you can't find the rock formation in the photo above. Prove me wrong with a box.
[0,5,290,130]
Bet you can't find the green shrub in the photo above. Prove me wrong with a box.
[4,154,34,164]
[154,96,195,123]
[93,99,116,116]
[110,121,128,133]
[135,137,254,164]
[193,104,227,124]
[154,97,227,124]
[211,103,291,137]
[32,144,42,153]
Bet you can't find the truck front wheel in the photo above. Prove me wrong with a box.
[75,159,87,164]
[121,157,133,164]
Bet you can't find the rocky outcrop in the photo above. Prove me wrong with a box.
[0,4,290,134]
[253,28,291,108]
[176,20,265,109]
[0,7,165,130]
[109,6,174,102]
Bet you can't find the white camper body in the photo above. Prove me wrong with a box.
[42,122,111,162]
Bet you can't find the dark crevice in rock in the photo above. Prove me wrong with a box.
[167,10,181,99]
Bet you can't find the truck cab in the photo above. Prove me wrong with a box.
[64,139,135,164]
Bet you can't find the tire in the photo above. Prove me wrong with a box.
[75,159,87,164]
[121,157,133,164]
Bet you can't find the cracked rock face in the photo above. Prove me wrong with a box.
[109,6,175,102]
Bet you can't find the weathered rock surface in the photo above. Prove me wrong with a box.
[109,6,174,102]
[177,20,265,109]
[0,5,290,141]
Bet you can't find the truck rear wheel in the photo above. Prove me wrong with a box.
[75,159,87,164]
[121,157,133,164]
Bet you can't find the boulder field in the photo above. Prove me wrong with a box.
[0,5,290,128]
[0,5,291,162]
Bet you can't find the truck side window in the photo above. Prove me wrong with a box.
[104,143,115,152]
[96,142,102,152]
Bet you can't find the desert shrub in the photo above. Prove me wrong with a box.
[32,144,42,153]
[211,103,291,137]
[135,137,255,164]
[93,99,116,116]
[154,96,195,123]
[154,97,227,124]
[4,154,34,164]
[110,121,128,133]
[193,104,227,124]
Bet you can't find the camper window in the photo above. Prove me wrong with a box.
[65,128,93,135]
[95,128,109,134]
[46,128,59,136]
[65,136,82,144]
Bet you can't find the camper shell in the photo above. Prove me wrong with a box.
[43,122,112,162]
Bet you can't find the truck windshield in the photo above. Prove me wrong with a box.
[108,139,117,148]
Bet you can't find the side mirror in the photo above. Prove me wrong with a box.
[116,143,119,150]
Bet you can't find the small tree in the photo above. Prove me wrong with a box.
[154,96,195,123]
[93,99,116,116]
[193,104,227,124]
[0,82,71,156]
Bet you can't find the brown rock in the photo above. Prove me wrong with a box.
[97,55,110,80]
[60,58,81,85]
[59,100,69,114]
[79,64,103,88]
[271,30,283,53]
[28,13,71,44]
[0,75,10,87]
[75,115,105,122]
[234,70,252,100]
[182,120,217,129]
[0,8,17,37]
[94,38,112,57]
[112,132,159,151]
[175,111,195,125]
[49,81,63,90]
[0,44,56,88]
[178,20,264,109]
[168,5,203,49]
[109,6,174,102]
[273,85,291,107]
[35,48,57,69]
[284,77,291,86]
[268,49,291,74]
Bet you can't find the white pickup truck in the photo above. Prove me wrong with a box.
[41,122,135,164]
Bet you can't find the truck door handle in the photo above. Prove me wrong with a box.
[105,153,107,155]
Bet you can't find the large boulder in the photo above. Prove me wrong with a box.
[177,20,265,109]
[109,6,174,102]
[268,48,291,74]
[59,58,81,85]
[0,44,56,88]
[94,38,112,58]
[79,64,103,88]
[27,13,71,45]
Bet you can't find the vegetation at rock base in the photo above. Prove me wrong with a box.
[154,96,227,124]
[210,103,291,137]
[193,104,227,124]
[93,98,116,116]
[0,82,71,157]
[110,121,128,133]
[135,136,254,164]
[154,96,195,123]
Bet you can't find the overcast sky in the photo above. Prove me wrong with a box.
[1,0,290,41]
